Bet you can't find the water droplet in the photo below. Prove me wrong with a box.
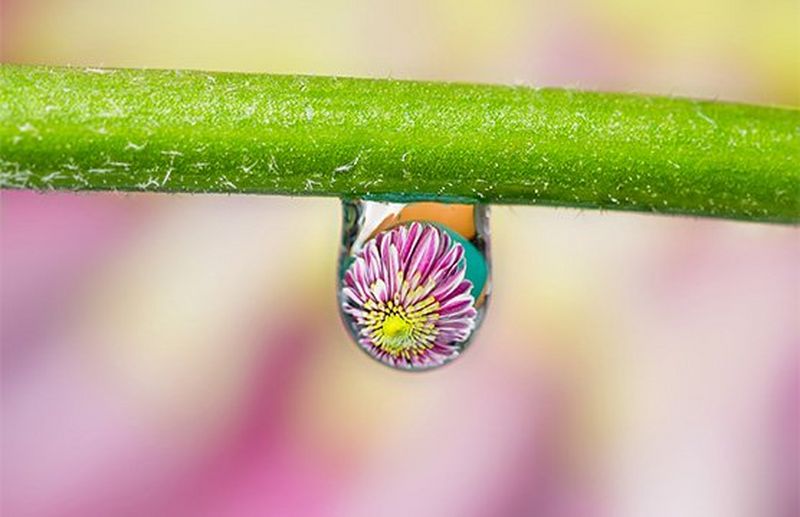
[338,199,491,371]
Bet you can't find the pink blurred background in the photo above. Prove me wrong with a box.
[1,1,799,516]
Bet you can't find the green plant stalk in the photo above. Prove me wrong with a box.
[1,64,798,223]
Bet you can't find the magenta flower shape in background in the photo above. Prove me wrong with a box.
[341,222,477,369]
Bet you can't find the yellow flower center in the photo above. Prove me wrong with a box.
[381,314,414,348]
[363,296,441,358]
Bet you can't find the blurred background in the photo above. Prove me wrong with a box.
[1,1,798,516]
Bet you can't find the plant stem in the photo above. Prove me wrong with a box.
[1,64,798,223]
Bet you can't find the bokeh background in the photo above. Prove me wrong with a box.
[1,1,799,516]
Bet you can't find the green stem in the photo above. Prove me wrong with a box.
[2,64,798,223]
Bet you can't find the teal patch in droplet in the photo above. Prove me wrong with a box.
[435,224,487,300]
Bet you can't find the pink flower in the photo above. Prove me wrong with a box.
[341,222,477,370]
